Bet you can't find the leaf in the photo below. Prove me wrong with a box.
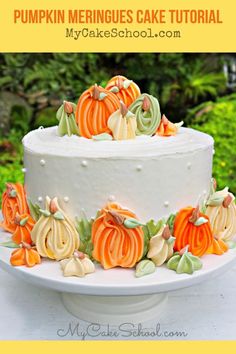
[123,218,143,229]
[0,241,20,248]
[53,211,65,220]
[28,199,41,221]
[166,214,176,233]
[146,219,164,237]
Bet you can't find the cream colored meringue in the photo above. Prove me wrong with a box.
[31,196,80,260]
[60,252,95,277]
[108,101,137,140]
[147,225,175,266]
[206,193,236,241]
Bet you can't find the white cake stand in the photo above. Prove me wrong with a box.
[0,228,236,325]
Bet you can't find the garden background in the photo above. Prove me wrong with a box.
[0,53,235,203]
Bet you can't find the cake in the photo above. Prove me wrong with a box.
[1,75,236,277]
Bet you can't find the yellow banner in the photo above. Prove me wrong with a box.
[0,0,235,52]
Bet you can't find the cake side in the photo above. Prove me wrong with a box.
[23,126,214,222]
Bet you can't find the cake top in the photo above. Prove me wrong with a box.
[23,126,213,158]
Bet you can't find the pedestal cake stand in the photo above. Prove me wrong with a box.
[0,227,236,325]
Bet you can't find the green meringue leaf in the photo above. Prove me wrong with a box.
[9,189,17,198]
[28,199,41,221]
[145,219,164,238]
[110,86,120,93]
[166,213,176,233]
[0,241,20,248]
[135,260,156,278]
[194,217,208,226]
[53,211,65,220]
[176,254,194,274]
[167,254,181,271]
[187,253,203,271]
[124,218,143,229]
[39,209,51,217]
[20,216,29,226]
[76,211,94,258]
[123,79,132,89]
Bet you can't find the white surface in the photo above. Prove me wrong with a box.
[23,126,213,222]
[1,266,236,340]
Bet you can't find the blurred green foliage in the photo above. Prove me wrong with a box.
[189,93,236,194]
[0,130,24,201]
[0,53,235,204]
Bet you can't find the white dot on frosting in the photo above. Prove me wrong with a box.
[108,195,116,202]
[81,160,88,167]
[21,168,27,173]
[38,196,43,203]
[187,162,192,169]
[40,159,46,166]
[164,201,169,207]
[64,196,69,203]
[136,164,143,171]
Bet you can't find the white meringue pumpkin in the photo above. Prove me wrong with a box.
[147,225,175,266]
[108,101,137,140]
[31,197,80,260]
[60,251,95,277]
[205,187,236,241]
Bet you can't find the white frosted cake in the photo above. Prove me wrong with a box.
[23,126,213,222]
[1,75,236,277]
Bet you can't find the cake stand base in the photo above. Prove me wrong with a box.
[61,292,168,325]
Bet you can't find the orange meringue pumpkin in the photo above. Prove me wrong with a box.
[0,183,29,233]
[92,203,144,269]
[105,75,140,107]
[12,213,35,245]
[10,242,41,268]
[173,206,214,257]
[75,84,120,139]
[156,114,183,137]
[207,237,228,255]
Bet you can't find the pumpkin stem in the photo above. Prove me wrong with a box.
[63,101,74,115]
[161,225,171,240]
[108,210,125,225]
[212,178,217,191]
[14,213,21,225]
[49,198,58,214]
[142,96,151,111]
[116,76,124,90]
[223,194,233,208]
[189,205,200,223]
[21,241,31,250]
[120,101,129,117]
[92,84,100,100]
[179,245,189,255]
[74,250,86,259]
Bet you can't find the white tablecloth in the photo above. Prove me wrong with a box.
[0,264,236,340]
